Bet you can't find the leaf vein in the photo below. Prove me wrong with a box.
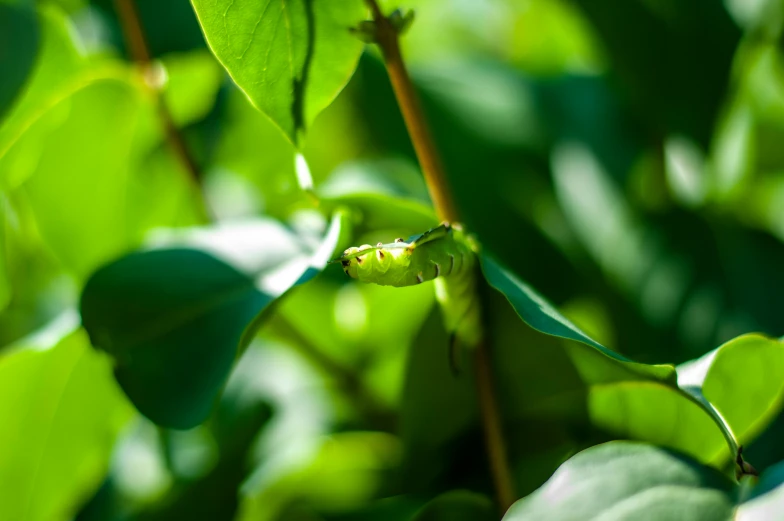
[237,0,274,61]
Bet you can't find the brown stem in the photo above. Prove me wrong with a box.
[364,0,458,223]
[475,342,516,512]
[365,0,516,513]
[113,0,210,219]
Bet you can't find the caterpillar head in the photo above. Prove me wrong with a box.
[339,242,411,283]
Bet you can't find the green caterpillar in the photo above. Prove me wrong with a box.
[335,222,482,349]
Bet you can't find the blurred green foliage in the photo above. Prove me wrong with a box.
[3,0,784,519]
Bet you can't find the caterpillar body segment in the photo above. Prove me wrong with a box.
[435,269,482,348]
[335,222,482,348]
[337,223,476,286]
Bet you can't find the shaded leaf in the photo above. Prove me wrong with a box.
[481,253,675,382]
[573,0,740,146]
[81,216,342,429]
[482,254,741,466]
[191,0,365,143]
[0,2,39,120]
[321,496,423,521]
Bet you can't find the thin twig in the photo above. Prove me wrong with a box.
[271,316,397,431]
[364,0,516,512]
[475,341,516,511]
[113,0,210,219]
[363,0,458,223]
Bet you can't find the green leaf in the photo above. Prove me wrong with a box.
[190,0,365,143]
[0,322,132,521]
[411,490,495,521]
[503,442,735,521]
[586,381,731,466]
[80,215,342,429]
[320,193,438,236]
[0,4,85,178]
[18,79,147,279]
[161,50,224,127]
[504,441,784,521]
[0,201,9,312]
[481,253,675,383]
[481,253,741,466]
[0,15,219,279]
[0,2,39,120]
[678,334,784,456]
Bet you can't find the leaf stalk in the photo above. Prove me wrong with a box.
[113,0,211,221]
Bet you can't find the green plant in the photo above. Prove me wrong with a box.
[3,0,784,520]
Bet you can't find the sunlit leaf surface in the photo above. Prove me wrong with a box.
[191,0,365,143]
[0,324,132,521]
[504,442,784,521]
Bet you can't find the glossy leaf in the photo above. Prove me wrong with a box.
[481,253,675,382]
[0,323,132,521]
[504,441,784,521]
[586,381,731,466]
[80,216,342,429]
[0,1,39,120]
[191,0,365,144]
[481,253,740,465]
[678,334,784,456]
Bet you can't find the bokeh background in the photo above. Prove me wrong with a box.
[2,0,784,519]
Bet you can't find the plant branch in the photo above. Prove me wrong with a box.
[271,316,397,432]
[113,0,210,219]
[475,340,516,511]
[364,0,458,223]
[365,0,516,512]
